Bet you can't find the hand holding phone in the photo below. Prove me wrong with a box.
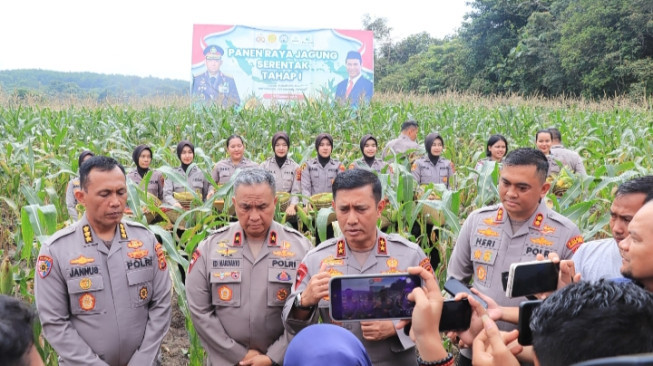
[444,277,488,308]
[506,260,559,298]
[439,298,472,332]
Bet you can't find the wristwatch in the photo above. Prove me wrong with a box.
[293,292,315,311]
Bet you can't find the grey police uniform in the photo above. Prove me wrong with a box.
[34,215,171,366]
[299,158,344,204]
[162,165,210,206]
[185,221,311,366]
[411,156,454,189]
[192,71,241,107]
[282,229,433,366]
[447,200,583,311]
[551,145,586,175]
[260,157,301,206]
[127,169,165,200]
[66,177,81,220]
[348,158,389,174]
[381,134,421,160]
[211,158,259,186]
[546,154,561,176]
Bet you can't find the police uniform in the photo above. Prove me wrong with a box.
[299,158,344,204]
[551,145,586,175]
[447,200,583,311]
[411,156,454,189]
[192,71,240,107]
[348,158,388,174]
[66,177,82,220]
[34,215,171,366]
[185,221,311,366]
[545,154,561,176]
[282,229,433,366]
[162,165,210,206]
[381,135,421,160]
[260,157,301,206]
[211,158,259,186]
[127,169,165,200]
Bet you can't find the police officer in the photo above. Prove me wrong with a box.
[186,168,311,366]
[348,134,389,174]
[260,132,301,217]
[66,150,94,220]
[299,133,344,206]
[381,120,421,162]
[283,169,433,366]
[163,140,210,208]
[549,127,586,175]
[127,144,164,200]
[208,135,258,197]
[192,45,240,107]
[447,148,582,365]
[35,156,171,366]
[411,132,454,189]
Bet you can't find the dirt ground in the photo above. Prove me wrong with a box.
[160,293,192,366]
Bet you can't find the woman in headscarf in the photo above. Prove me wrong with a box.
[299,133,345,205]
[411,132,454,189]
[475,134,508,171]
[127,144,164,200]
[207,134,258,197]
[162,140,209,208]
[284,324,372,366]
[348,134,389,174]
[65,150,94,220]
[260,131,300,216]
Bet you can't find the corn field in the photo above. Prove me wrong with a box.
[1,92,652,365]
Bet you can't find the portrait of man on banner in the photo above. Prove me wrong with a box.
[335,50,374,106]
[192,45,241,107]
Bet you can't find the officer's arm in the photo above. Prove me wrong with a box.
[185,242,249,364]
[127,235,172,366]
[35,246,110,366]
[300,165,311,205]
[561,226,584,260]
[282,264,319,334]
[575,157,587,175]
[65,179,78,220]
[162,178,179,206]
[156,172,165,201]
[446,216,475,283]
[411,162,421,183]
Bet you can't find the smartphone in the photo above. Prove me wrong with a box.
[329,273,421,321]
[518,300,543,346]
[439,298,472,332]
[505,260,559,298]
[444,277,488,308]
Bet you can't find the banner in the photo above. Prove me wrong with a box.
[191,24,374,107]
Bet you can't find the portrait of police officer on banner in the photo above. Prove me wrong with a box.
[192,45,241,107]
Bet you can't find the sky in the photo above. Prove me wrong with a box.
[0,1,470,81]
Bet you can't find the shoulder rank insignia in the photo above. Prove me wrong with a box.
[269,230,278,246]
[336,239,346,258]
[532,213,544,228]
[119,223,127,239]
[233,231,242,247]
[82,225,93,243]
[37,255,53,279]
[377,237,388,255]
[70,255,95,266]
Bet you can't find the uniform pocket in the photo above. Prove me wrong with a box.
[210,270,242,307]
[127,269,154,307]
[67,275,105,315]
[267,268,293,306]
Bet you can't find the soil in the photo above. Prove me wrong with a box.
[161,292,192,366]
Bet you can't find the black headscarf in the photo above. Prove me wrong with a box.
[359,134,377,167]
[425,132,444,166]
[176,140,194,172]
[315,133,333,168]
[272,132,290,168]
[132,144,152,178]
[78,150,94,171]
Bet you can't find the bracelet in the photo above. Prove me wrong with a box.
[417,352,454,366]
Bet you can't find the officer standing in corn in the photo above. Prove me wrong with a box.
[411,132,455,189]
[35,156,171,366]
[186,168,311,366]
[192,45,240,107]
[299,133,344,206]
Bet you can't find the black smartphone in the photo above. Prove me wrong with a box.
[329,273,422,321]
[518,299,543,346]
[439,298,472,332]
[506,260,559,298]
[444,277,488,308]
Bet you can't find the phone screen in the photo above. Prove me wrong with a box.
[439,298,472,332]
[329,274,421,321]
[507,261,559,298]
[518,300,543,345]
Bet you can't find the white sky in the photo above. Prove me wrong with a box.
[0,0,469,81]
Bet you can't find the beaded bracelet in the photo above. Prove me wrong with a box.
[417,352,454,366]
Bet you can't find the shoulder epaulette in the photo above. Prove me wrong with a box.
[44,225,76,247]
